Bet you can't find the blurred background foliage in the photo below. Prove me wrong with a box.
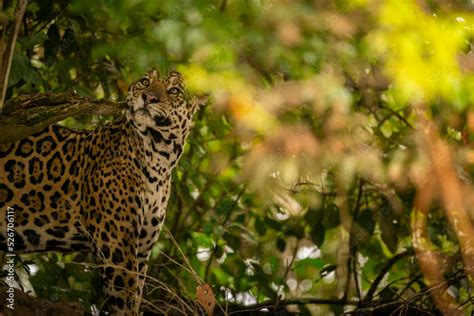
[2,0,474,314]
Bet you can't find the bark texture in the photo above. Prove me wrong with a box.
[0,91,126,144]
[0,286,86,316]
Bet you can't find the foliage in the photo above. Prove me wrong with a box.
[2,0,474,314]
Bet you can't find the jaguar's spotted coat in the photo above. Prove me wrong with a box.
[0,69,204,315]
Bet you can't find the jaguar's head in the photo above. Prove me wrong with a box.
[126,69,205,153]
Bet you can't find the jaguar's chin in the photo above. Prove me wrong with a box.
[132,108,152,124]
[134,107,151,117]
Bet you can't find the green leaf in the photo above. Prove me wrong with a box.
[47,23,60,42]
[27,2,40,13]
[235,214,245,223]
[256,217,266,235]
[214,245,224,258]
[216,197,234,216]
[20,32,48,49]
[320,264,337,278]
[294,258,325,278]
[330,304,344,315]
[264,217,282,230]
[380,208,400,254]
[8,53,41,87]
[323,203,340,228]
[9,53,30,87]
[223,232,240,249]
[352,208,375,249]
[285,221,305,239]
[276,238,286,252]
[310,222,325,247]
[304,206,324,227]
[191,232,214,248]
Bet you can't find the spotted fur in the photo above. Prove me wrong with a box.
[0,69,204,315]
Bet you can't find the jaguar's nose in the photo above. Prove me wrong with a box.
[143,93,160,104]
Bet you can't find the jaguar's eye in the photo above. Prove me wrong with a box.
[168,87,179,95]
[140,78,150,86]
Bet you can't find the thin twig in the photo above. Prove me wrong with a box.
[273,240,300,310]
[363,250,411,303]
[378,103,414,129]
[398,273,423,296]
[163,227,228,316]
[163,227,203,285]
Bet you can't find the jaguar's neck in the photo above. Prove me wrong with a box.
[130,124,186,171]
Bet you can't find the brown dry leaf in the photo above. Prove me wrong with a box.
[197,284,215,316]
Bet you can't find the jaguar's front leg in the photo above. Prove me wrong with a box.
[93,229,143,315]
[136,250,152,311]
[135,213,167,309]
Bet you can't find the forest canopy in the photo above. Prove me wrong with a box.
[1,0,474,315]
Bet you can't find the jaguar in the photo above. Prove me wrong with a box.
[0,69,205,315]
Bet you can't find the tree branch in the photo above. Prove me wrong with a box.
[227,297,359,314]
[363,249,411,303]
[0,286,85,316]
[0,0,27,113]
[0,91,126,144]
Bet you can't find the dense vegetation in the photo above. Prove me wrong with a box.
[2,0,474,314]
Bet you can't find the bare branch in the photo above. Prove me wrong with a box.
[0,91,126,144]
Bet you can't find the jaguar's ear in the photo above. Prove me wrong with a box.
[190,94,209,115]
